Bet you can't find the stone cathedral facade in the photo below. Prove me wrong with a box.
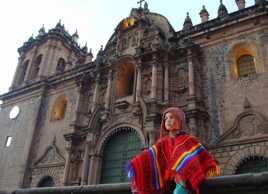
[1,0,268,189]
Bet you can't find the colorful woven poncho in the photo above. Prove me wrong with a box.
[128,133,219,194]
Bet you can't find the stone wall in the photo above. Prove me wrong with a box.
[0,91,43,189]
[29,82,79,187]
[211,140,268,175]
[32,84,78,157]
[196,15,268,136]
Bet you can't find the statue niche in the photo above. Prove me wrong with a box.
[116,63,135,98]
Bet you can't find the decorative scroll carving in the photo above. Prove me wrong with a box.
[31,138,65,187]
[218,110,268,143]
[33,138,65,167]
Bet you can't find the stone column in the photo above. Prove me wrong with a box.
[91,74,100,112]
[88,154,102,184]
[135,60,142,101]
[37,55,46,79]
[63,141,72,185]
[71,86,82,125]
[187,49,197,136]
[25,45,38,81]
[47,41,60,76]
[151,54,158,100]
[132,65,137,104]
[81,134,92,185]
[39,41,54,77]
[40,40,52,76]
[104,69,112,110]
[187,50,195,97]
[164,59,169,103]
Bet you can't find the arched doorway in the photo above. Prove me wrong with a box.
[235,156,268,174]
[37,176,55,187]
[100,127,142,183]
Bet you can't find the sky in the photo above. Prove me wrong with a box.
[0,0,255,96]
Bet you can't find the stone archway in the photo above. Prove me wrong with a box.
[235,156,268,174]
[37,176,55,187]
[223,145,268,175]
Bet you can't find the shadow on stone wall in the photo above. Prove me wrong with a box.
[1,172,268,194]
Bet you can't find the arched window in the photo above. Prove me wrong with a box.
[100,127,142,184]
[30,54,42,80]
[56,58,66,73]
[51,95,67,121]
[229,43,262,79]
[237,55,256,77]
[18,60,29,85]
[116,63,135,98]
[37,176,55,187]
[235,156,268,174]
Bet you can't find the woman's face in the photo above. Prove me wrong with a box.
[165,112,175,131]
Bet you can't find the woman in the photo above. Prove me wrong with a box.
[128,107,219,194]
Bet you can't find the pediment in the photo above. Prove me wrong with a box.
[33,139,65,167]
[218,110,268,144]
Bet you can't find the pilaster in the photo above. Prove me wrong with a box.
[187,48,198,136]
[81,133,93,185]
[164,55,169,103]
[62,140,72,185]
[91,74,100,112]
[151,54,158,100]
[135,59,142,102]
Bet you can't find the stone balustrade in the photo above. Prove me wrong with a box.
[1,172,268,194]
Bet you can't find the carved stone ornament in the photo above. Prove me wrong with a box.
[115,99,130,110]
[33,138,65,168]
[218,110,268,143]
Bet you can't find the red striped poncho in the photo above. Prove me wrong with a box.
[128,132,219,194]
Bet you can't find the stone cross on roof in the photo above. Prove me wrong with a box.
[137,0,145,8]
